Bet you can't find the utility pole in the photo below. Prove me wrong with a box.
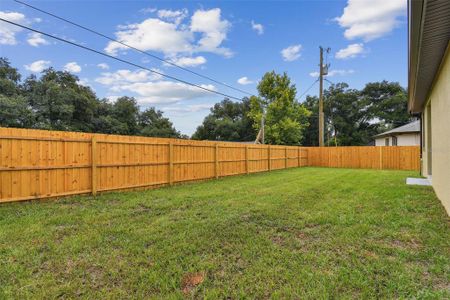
[261,112,265,144]
[318,46,330,147]
[319,47,324,147]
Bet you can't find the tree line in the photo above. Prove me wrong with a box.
[1,57,411,145]
[0,58,183,138]
[193,71,411,146]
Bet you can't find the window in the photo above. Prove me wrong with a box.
[385,138,389,146]
[392,136,398,146]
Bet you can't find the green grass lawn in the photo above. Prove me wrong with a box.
[0,167,449,299]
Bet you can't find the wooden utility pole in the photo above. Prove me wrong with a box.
[319,46,324,147]
[318,46,330,147]
[261,112,265,144]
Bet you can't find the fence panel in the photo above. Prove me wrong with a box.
[307,146,420,171]
[0,127,420,203]
[0,127,305,203]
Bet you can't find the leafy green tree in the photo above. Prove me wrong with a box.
[139,107,181,138]
[324,83,377,145]
[23,69,99,131]
[111,96,140,135]
[302,83,378,146]
[91,99,126,134]
[0,94,35,128]
[192,98,255,141]
[0,58,185,138]
[0,57,22,97]
[248,71,311,145]
[302,95,319,146]
[0,58,35,127]
[362,81,410,129]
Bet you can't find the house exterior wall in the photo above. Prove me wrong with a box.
[374,133,420,146]
[375,137,390,146]
[422,47,450,215]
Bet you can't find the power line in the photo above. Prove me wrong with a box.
[14,0,253,97]
[324,78,334,86]
[0,17,245,101]
[298,78,319,101]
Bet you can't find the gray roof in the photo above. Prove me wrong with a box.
[374,120,420,138]
[408,0,450,114]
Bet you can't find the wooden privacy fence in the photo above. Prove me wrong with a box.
[0,127,420,203]
[0,127,308,203]
[307,146,420,171]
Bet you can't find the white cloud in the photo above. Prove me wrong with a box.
[237,76,254,85]
[140,7,157,14]
[162,103,212,114]
[24,60,51,73]
[166,56,206,67]
[157,9,188,25]
[0,11,27,45]
[309,69,355,77]
[27,32,49,47]
[95,69,161,86]
[281,44,302,62]
[96,68,212,104]
[97,63,109,70]
[335,0,407,41]
[335,43,365,59]
[105,8,232,58]
[251,21,264,35]
[105,18,193,56]
[190,8,232,57]
[117,81,215,104]
[64,62,82,73]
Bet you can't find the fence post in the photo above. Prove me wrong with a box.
[169,142,174,185]
[285,147,288,169]
[215,143,219,179]
[91,136,97,196]
[379,146,383,170]
[268,145,271,171]
[245,146,249,174]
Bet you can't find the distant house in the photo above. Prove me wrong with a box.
[408,0,450,214]
[373,120,420,146]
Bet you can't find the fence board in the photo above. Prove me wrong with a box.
[0,127,420,203]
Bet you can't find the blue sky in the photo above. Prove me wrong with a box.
[0,0,408,135]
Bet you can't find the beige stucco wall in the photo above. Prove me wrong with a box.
[375,133,420,146]
[423,47,450,215]
[375,137,389,146]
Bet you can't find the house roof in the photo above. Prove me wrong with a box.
[374,120,420,138]
[408,0,450,114]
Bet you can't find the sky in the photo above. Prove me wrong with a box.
[0,0,408,135]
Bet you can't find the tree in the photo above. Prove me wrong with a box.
[192,98,255,141]
[111,96,140,135]
[139,107,181,138]
[248,71,311,145]
[0,94,35,128]
[325,83,377,146]
[302,95,319,146]
[302,83,378,146]
[23,68,99,131]
[362,81,411,129]
[0,58,35,127]
[0,58,185,137]
[0,57,22,97]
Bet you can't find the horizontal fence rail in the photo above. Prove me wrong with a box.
[0,127,419,203]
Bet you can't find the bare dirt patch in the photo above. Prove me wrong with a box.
[181,272,205,294]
